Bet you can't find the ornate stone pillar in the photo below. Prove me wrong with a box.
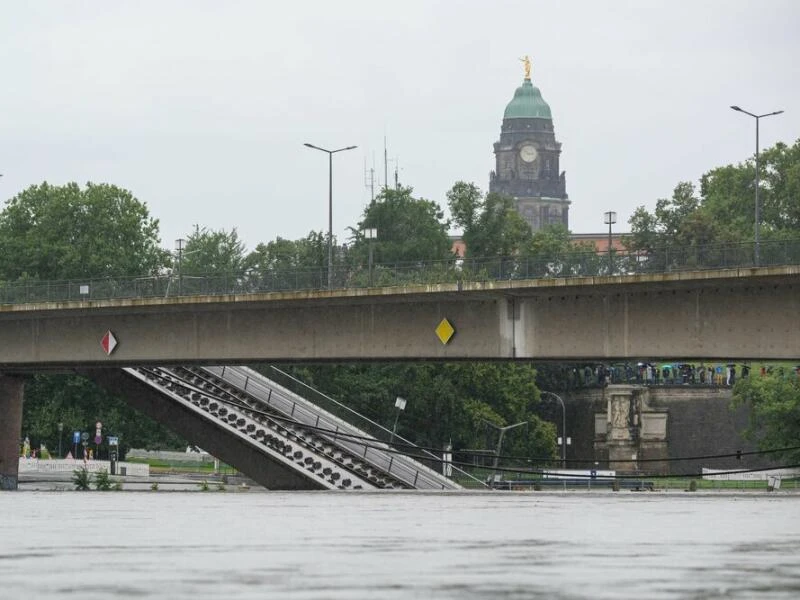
[606,385,639,474]
[0,375,25,490]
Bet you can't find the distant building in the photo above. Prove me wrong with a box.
[489,61,570,232]
[570,233,627,253]
[449,233,627,257]
[449,60,630,258]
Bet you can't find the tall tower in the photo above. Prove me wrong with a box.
[489,59,569,231]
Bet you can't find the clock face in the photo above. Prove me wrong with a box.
[520,144,538,163]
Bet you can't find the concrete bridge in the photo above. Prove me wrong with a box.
[0,265,797,368]
[2,264,799,490]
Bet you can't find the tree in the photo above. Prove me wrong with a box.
[626,138,800,256]
[732,373,800,464]
[350,186,452,265]
[274,361,558,467]
[447,182,531,258]
[245,232,329,290]
[22,373,186,460]
[179,227,246,276]
[0,182,166,281]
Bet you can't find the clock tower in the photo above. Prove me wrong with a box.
[489,61,569,231]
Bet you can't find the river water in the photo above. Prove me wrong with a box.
[1,490,798,599]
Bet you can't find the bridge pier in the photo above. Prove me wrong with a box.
[0,375,25,490]
[597,384,669,475]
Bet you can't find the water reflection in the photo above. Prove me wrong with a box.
[0,492,798,599]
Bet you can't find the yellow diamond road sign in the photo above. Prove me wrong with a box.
[435,318,455,345]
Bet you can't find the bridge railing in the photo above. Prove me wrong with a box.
[1,239,799,304]
[260,365,486,488]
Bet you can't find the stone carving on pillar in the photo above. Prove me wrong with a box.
[596,385,669,475]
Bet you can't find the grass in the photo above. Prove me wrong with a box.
[125,457,236,475]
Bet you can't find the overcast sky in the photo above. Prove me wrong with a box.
[1,1,798,252]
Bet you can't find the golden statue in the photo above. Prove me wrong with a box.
[519,55,532,79]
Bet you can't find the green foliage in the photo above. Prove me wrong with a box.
[448,182,532,258]
[150,482,159,491]
[0,181,167,281]
[350,186,452,265]
[275,362,558,462]
[72,467,92,491]
[179,227,247,277]
[94,469,112,491]
[732,373,800,463]
[21,373,187,461]
[245,232,328,290]
[626,139,800,252]
[198,480,210,491]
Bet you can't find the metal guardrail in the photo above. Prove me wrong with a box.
[2,240,799,305]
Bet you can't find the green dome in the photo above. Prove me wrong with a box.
[503,78,552,120]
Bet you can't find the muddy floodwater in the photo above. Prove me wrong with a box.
[1,491,798,599]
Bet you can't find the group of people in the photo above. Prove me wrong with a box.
[569,363,800,388]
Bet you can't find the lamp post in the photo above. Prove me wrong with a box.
[363,227,378,286]
[730,106,784,266]
[175,238,186,296]
[481,419,527,484]
[304,143,358,289]
[603,211,617,275]
[541,391,567,469]
[57,422,63,458]
[390,396,407,443]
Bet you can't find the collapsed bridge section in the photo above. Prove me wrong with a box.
[84,365,462,491]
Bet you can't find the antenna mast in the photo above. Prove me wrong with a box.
[383,135,389,192]
[364,156,376,204]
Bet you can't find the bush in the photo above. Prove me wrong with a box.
[72,467,92,491]
[150,482,159,491]
[198,480,209,491]
[94,469,112,491]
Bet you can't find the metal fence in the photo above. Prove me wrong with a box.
[2,239,799,305]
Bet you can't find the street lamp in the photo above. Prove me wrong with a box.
[482,419,527,484]
[304,142,358,289]
[390,396,407,443]
[363,227,378,286]
[730,106,784,266]
[603,211,617,274]
[175,238,186,296]
[541,391,567,469]
[57,422,63,458]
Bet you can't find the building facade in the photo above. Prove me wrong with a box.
[489,65,570,231]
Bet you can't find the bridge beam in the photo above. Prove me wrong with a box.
[0,375,25,490]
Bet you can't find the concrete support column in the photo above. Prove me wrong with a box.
[0,375,25,491]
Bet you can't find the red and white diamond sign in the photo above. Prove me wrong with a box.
[101,330,118,355]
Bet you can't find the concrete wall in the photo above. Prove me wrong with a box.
[555,385,780,476]
[19,458,149,477]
